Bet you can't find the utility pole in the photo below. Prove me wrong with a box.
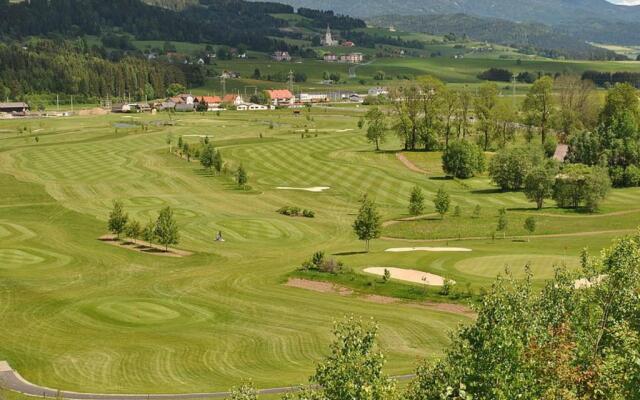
[288,70,294,93]
[71,95,74,112]
[56,94,59,111]
[221,75,227,96]
[512,75,516,108]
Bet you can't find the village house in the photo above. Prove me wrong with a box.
[299,93,329,103]
[195,96,223,111]
[265,89,295,107]
[342,41,356,47]
[323,53,338,62]
[340,53,364,63]
[272,51,292,62]
[175,103,195,112]
[221,71,241,79]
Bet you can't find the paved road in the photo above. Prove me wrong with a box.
[0,361,415,400]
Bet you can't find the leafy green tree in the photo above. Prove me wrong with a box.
[353,194,382,252]
[125,219,142,243]
[108,200,128,239]
[364,107,387,151]
[475,82,499,150]
[523,76,555,144]
[154,207,179,251]
[408,186,425,216]
[199,143,216,171]
[142,219,156,244]
[417,76,445,151]
[236,164,248,189]
[599,82,640,130]
[433,187,450,219]
[496,207,508,238]
[442,140,485,179]
[213,149,223,174]
[489,146,544,191]
[524,216,536,241]
[523,166,555,209]
[311,316,397,400]
[228,382,257,400]
[553,164,611,211]
[166,83,186,97]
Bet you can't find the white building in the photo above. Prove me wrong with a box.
[322,26,338,46]
[368,87,389,97]
[299,93,329,103]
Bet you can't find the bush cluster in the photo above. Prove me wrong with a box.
[277,206,315,218]
[300,251,344,274]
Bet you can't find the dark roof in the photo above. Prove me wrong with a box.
[0,102,29,109]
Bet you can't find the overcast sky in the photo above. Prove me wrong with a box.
[607,0,640,5]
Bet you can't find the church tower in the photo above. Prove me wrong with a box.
[323,25,336,46]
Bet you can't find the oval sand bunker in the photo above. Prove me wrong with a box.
[276,186,330,192]
[385,247,472,253]
[364,267,453,286]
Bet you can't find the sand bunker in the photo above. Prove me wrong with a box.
[385,247,472,253]
[574,274,607,289]
[364,267,453,286]
[276,186,330,192]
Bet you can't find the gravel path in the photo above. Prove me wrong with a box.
[0,362,414,400]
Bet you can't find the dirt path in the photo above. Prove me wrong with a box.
[509,208,640,219]
[382,214,437,228]
[99,235,193,257]
[381,228,637,243]
[395,153,427,174]
[0,362,414,400]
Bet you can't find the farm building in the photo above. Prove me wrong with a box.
[0,102,30,113]
[272,51,292,62]
[222,94,244,106]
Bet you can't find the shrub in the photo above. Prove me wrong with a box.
[553,164,611,211]
[302,209,315,218]
[624,165,640,187]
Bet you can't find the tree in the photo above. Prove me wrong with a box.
[108,200,128,239]
[523,76,555,144]
[433,187,450,219]
[442,140,485,179]
[155,207,179,251]
[236,164,248,189]
[441,87,459,148]
[472,204,481,219]
[455,90,472,140]
[199,143,216,171]
[166,83,186,97]
[228,382,257,400]
[383,268,391,283]
[555,75,597,139]
[364,107,387,151]
[489,146,544,191]
[142,219,156,244]
[475,83,499,150]
[418,76,444,151]
[496,207,508,238]
[311,316,397,400]
[599,82,640,130]
[553,164,611,211]
[523,166,555,209]
[408,186,425,216]
[353,195,382,252]
[213,149,223,174]
[524,216,536,241]
[125,219,141,243]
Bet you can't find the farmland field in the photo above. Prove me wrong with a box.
[0,106,637,394]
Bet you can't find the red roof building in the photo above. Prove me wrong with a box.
[266,89,294,107]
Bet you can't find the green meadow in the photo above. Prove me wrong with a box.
[0,106,638,394]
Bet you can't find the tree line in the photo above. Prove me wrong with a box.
[0,40,187,100]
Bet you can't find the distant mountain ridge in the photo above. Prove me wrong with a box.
[253,0,640,45]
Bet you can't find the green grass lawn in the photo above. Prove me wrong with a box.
[0,106,638,395]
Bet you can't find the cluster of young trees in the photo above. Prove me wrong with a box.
[107,200,179,251]
[229,233,640,399]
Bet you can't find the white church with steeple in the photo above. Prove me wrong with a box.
[322,25,338,46]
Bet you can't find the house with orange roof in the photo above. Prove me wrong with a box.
[195,95,223,111]
[265,89,295,107]
[222,94,244,106]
